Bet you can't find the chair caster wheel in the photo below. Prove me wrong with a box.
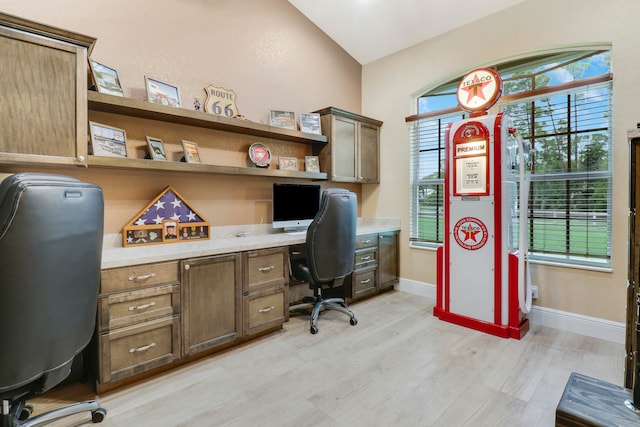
[350,317,358,326]
[310,325,318,334]
[19,404,33,421]
[91,407,107,423]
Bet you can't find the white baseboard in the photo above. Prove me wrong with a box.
[395,278,625,344]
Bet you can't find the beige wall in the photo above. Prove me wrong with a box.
[0,0,362,233]
[362,0,640,323]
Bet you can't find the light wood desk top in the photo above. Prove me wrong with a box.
[101,218,400,269]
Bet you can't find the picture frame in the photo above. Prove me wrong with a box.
[146,136,168,161]
[89,60,125,97]
[270,110,296,130]
[145,76,181,107]
[305,155,320,173]
[89,121,127,158]
[299,113,322,134]
[181,140,201,163]
[278,156,298,171]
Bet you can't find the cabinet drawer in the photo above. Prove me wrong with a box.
[355,234,377,249]
[101,261,179,294]
[98,284,179,332]
[98,316,180,384]
[245,287,287,335]
[245,248,286,293]
[354,268,377,296]
[354,248,377,267]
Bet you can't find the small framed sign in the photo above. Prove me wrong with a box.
[89,121,127,158]
[299,113,321,134]
[145,76,181,107]
[89,60,124,97]
[278,157,298,171]
[146,136,167,161]
[270,110,296,130]
[305,156,320,173]
[181,140,201,163]
[204,84,239,117]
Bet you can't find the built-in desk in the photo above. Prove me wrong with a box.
[96,218,399,392]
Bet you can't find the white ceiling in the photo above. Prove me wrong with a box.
[288,0,526,64]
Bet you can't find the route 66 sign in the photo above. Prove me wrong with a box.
[204,84,239,117]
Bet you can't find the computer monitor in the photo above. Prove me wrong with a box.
[272,183,321,233]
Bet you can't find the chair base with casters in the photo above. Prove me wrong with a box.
[1,399,106,427]
[300,286,358,335]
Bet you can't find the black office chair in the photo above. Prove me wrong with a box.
[0,173,107,426]
[290,188,358,334]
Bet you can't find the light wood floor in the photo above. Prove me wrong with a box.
[30,290,625,426]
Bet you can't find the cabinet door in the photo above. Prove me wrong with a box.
[358,122,380,183]
[181,253,242,356]
[0,25,89,166]
[378,232,399,289]
[331,115,358,182]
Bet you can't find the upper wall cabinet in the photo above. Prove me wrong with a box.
[0,13,96,167]
[314,107,383,183]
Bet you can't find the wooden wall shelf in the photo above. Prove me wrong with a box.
[88,91,328,146]
[88,155,328,179]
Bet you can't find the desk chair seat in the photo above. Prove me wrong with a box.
[290,188,358,334]
[0,173,106,426]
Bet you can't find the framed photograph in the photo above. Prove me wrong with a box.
[305,156,320,173]
[278,156,298,171]
[145,76,181,107]
[299,113,321,134]
[270,110,296,130]
[146,136,167,161]
[89,121,127,158]
[182,140,201,163]
[89,60,124,97]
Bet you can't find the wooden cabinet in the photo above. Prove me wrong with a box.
[341,231,399,301]
[314,107,383,183]
[181,253,242,356]
[243,247,289,336]
[97,261,180,387]
[378,231,399,289]
[0,13,95,167]
[350,234,378,298]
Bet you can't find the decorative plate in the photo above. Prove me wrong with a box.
[248,143,271,168]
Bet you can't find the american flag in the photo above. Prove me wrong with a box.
[131,188,204,226]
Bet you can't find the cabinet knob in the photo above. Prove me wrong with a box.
[184,264,190,270]
[77,155,85,162]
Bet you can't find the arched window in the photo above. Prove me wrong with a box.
[407,49,612,267]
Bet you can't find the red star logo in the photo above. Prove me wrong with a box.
[461,227,481,243]
[461,73,490,103]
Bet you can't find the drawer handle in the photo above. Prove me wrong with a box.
[360,278,371,284]
[129,342,156,353]
[360,255,372,261]
[258,265,275,272]
[361,240,372,244]
[128,302,156,311]
[259,306,275,313]
[128,273,156,281]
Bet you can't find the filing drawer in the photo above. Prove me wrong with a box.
[98,284,179,332]
[244,247,287,293]
[354,268,377,297]
[98,315,180,384]
[245,286,287,336]
[355,234,377,250]
[101,261,179,294]
[354,247,377,268]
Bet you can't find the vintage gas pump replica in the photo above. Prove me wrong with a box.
[433,68,532,339]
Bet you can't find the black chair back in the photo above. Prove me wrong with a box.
[306,188,357,285]
[0,173,104,398]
